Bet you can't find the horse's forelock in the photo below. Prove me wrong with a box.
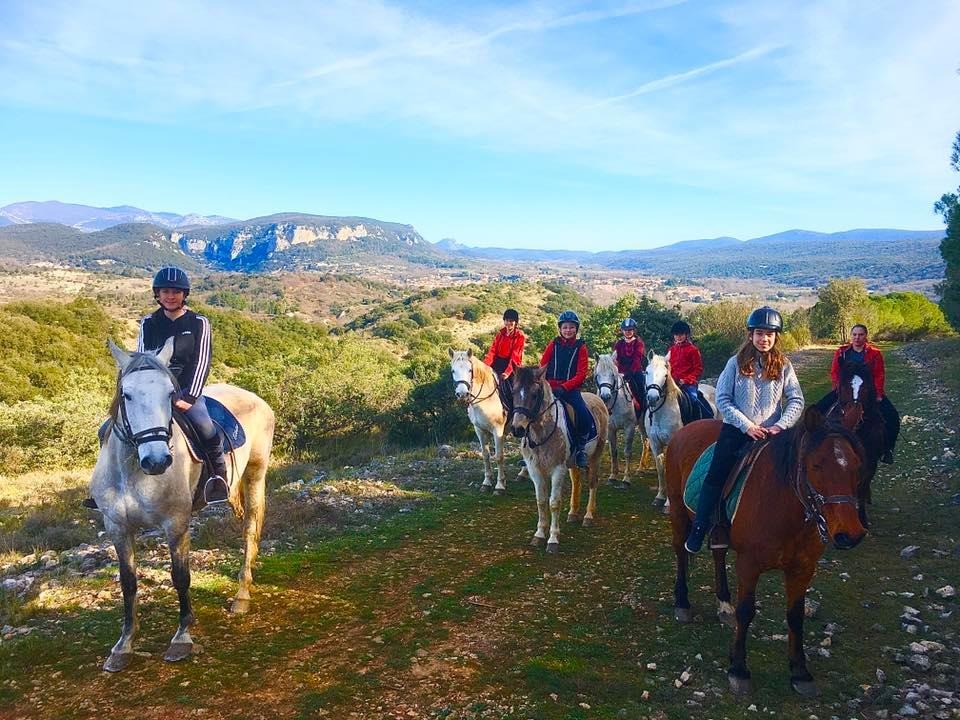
[595,353,617,375]
[110,351,180,421]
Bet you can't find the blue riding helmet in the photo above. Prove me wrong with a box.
[557,310,580,328]
[620,318,638,331]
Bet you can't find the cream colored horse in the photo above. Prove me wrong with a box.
[510,366,610,553]
[644,350,716,511]
[593,353,650,487]
[90,340,274,672]
[449,349,521,494]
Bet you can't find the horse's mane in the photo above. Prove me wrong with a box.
[768,419,865,486]
[470,353,496,386]
[595,353,618,375]
[656,353,680,396]
[109,351,180,421]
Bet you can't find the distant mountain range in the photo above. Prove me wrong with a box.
[0,200,945,285]
[0,201,235,232]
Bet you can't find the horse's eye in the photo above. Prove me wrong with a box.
[123,392,132,401]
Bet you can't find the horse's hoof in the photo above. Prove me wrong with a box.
[103,652,133,673]
[582,516,594,528]
[791,679,819,697]
[651,497,666,508]
[546,542,559,554]
[493,488,505,497]
[718,610,736,629]
[661,502,671,516]
[163,642,194,663]
[530,536,546,547]
[675,607,693,624]
[620,480,631,489]
[728,673,752,695]
[479,484,492,494]
[230,598,250,615]
[566,513,582,523]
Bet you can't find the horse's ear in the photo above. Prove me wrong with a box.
[647,349,655,361]
[108,339,132,371]
[534,366,548,382]
[803,406,825,432]
[156,337,175,367]
[467,348,473,358]
[594,353,600,362]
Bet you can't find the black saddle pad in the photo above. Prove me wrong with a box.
[678,390,714,426]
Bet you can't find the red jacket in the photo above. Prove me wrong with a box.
[482,328,526,378]
[613,337,645,374]
[540,337,589,392]
[830,342,886,398]
[668,340,703,386]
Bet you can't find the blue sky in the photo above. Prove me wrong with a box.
[0,0,957,250]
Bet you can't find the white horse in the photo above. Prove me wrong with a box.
[90,339,275,672]
[510,366,610,552]
[593,353,650,488]
[644,350,716,510]
[449,348,517,494]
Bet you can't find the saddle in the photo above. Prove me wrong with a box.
[557,397,598,452]
[683,440,769,526]
[678,390,714,425]
[98,397,247,508]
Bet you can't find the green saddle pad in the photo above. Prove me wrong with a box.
[683,443,749,523]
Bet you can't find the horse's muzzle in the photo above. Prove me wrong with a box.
[512,426,527,438]
[832,531,865,550]
[141,454,173,475]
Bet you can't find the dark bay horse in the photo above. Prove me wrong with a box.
[828,358,885,527]
[666,408,866,696]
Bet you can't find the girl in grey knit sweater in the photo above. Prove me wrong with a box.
[685,307,805,553]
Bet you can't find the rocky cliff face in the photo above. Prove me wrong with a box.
[170,215,433,269]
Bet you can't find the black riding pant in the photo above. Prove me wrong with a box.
[878,396,900,449]
[623,371,644,403]
[703,422,752,490]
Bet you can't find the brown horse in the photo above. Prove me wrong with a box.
[828,358,885,527]
[666,408,866,696]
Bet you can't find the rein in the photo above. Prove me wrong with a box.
[596,371,631,412]
[645,381,668,420]
[792,432,859,544]
[454,363,499,406]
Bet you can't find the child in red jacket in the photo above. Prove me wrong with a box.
[483,308,526,414]
[540,310,593,467]
[667,320,713,421]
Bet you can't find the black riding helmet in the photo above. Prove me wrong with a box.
[671,320,691,336]
[746,306,783,332]
[503,308,519,322]
[152,266,191,297]
[557,310,580,328]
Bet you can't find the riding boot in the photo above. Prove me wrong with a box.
[685,480,724,553]
[203,435,230,504]
[82,497,100,511]
[575,442,589,468]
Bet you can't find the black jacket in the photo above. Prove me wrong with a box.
[137,308,212,403]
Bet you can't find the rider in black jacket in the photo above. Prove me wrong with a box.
[84,267,229,509]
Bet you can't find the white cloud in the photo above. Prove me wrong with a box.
[0,0,957,199]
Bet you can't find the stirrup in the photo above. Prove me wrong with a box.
[709,523,730,549]
[82,497,101,511]
[203,475,230,504]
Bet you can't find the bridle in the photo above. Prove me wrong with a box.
[595,369,631,412]
[111,363,175,450]
[645,371,669,420]
[792,432,860,544]
[512,383,561,450]
[453,362,499,406]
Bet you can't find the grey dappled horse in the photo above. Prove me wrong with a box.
[90,339,275,672]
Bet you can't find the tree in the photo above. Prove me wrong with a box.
[934,130,960,330]
[582,296,635,356]
[809,278,874,342]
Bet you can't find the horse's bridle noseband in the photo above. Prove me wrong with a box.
[453,364,499,405]
[645,381,667,419]
[595,371,632,412]
[793,434,860,544]
[112,365,174,449]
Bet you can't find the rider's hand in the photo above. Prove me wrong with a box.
[766,425,783,436]
[745,425,767,440]
[174,399,193,412]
